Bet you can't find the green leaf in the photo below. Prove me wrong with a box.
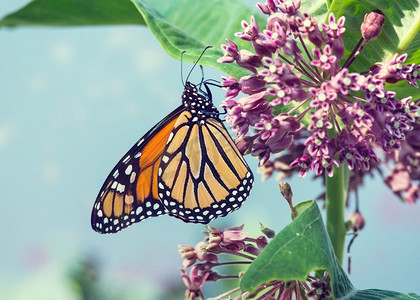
[131,0,259,78]
[240,200,354,297]
[0,0,144,27]
[300,0,330,21]
[240,200,420,299]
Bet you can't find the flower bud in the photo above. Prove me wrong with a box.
[329,37,345,61]
[205,271,222,281]
[195,242,218,262]
[235,135,254,155]
[347,211,365,230]
[237,49,263,73]
[260,222,276,238]
[279,181,293,202]
[255,235,268,249]
[240,75,266,94]
[178,245,195,258]
[280,181,298,218]
[361,10,385,42]
[178,245,197,268]
[244,243,260,255]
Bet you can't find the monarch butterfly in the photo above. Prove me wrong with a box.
[91,50,254,234]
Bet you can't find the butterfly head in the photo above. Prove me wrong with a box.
[182,82,219,118]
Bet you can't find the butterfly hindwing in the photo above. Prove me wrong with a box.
[91,106,184,233]
[157,98,254,224]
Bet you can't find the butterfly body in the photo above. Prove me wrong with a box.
[92,81,253,234]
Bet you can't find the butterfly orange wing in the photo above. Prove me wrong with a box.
[157,111,254,224]
[91,106,183,233]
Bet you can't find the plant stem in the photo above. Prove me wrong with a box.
[325,164,348,264]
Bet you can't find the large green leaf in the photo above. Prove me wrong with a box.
[240,200,420,299]
[131,0,259,78]
[240,200,352,297]
[0,0,144,27]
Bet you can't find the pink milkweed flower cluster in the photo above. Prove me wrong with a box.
[218,0,420,203]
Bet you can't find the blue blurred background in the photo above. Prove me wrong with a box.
[1,1,420,299]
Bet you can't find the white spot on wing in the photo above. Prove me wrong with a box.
[125,165,133,175]
[125,195,134,205]
[123,155,131,164]
[130,172,136,183]
[116,183,125,193]
[167,132,174,143]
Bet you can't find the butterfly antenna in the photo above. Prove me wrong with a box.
[181,50,186,86]
[185,45,212,84]
[198,65,205,91]
[200,65,205,85]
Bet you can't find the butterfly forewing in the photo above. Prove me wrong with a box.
[157,93,254,224]
[91,106,183,233]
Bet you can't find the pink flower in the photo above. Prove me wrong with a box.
[311,45,337,74]
[205,225,248,252]
[180,266,210,300]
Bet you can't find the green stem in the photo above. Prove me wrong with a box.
[325,164,348,264]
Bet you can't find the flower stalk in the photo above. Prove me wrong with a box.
[325,164,349,264]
